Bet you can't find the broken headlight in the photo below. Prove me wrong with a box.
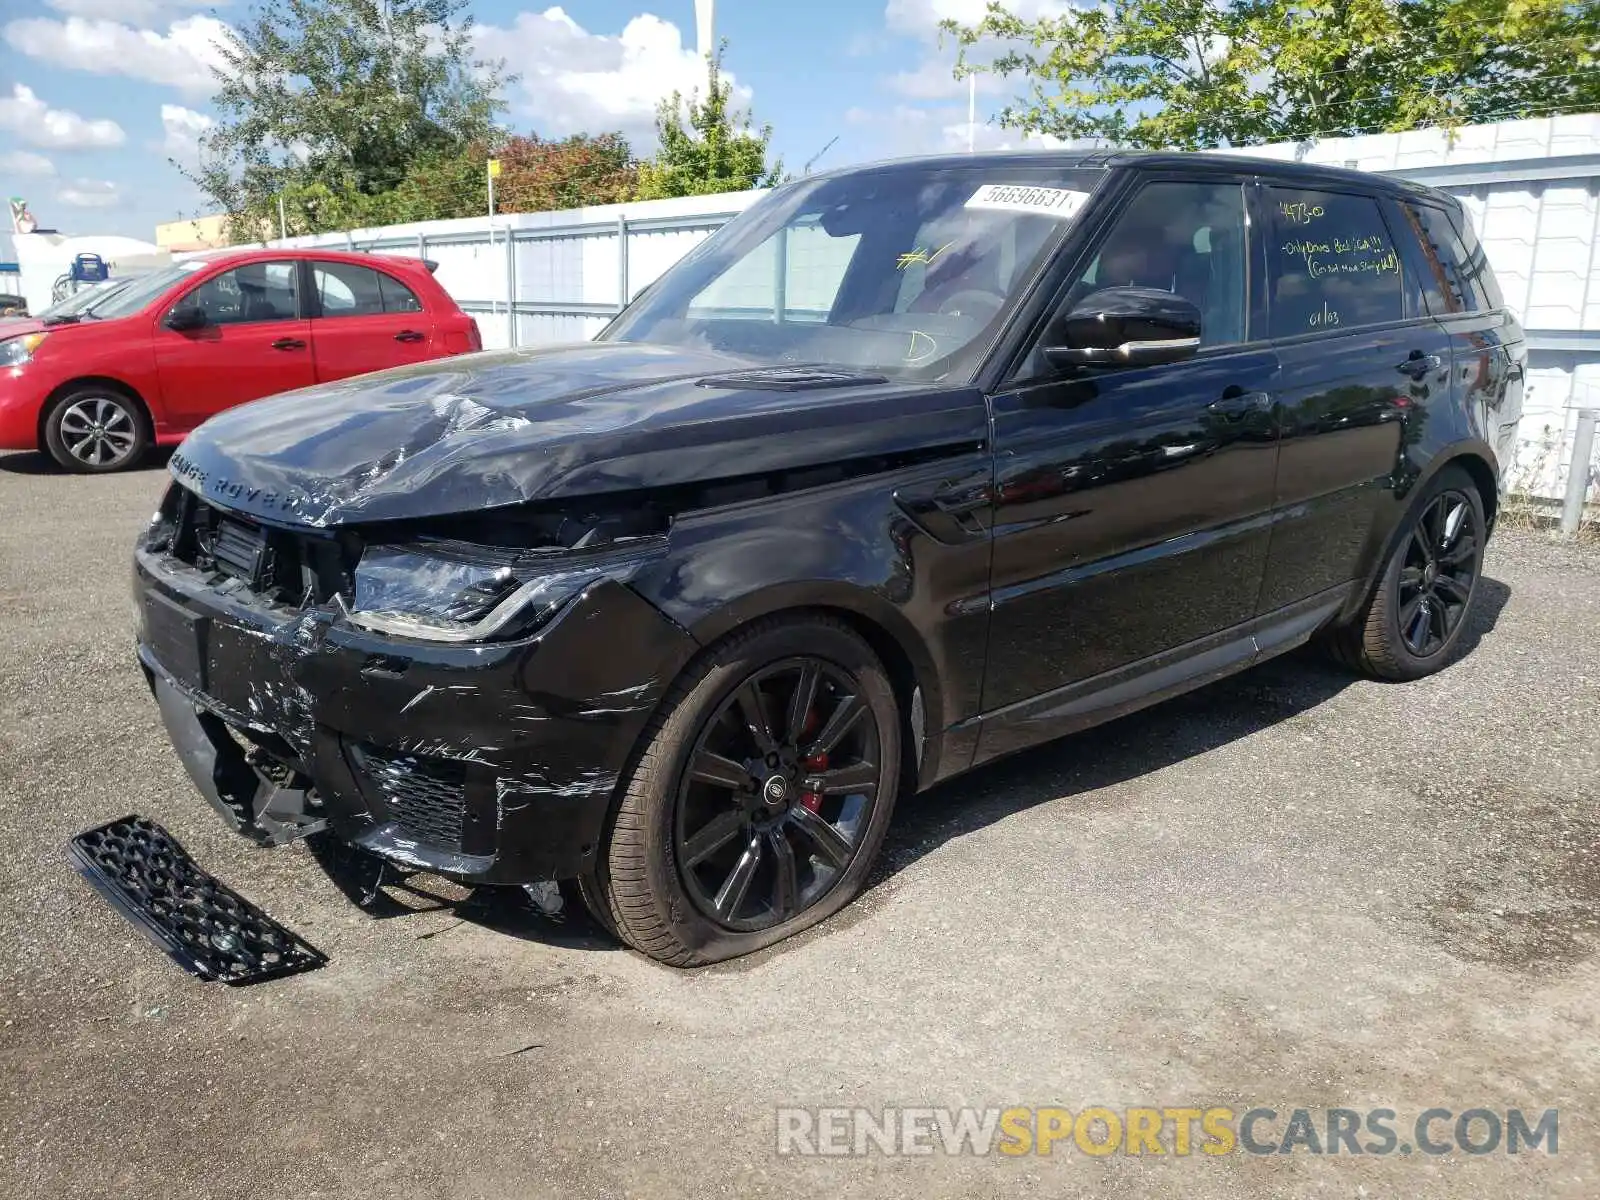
[343,542,653,643]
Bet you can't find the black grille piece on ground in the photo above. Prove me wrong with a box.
[358,746,468,851]
[69,815,327,985]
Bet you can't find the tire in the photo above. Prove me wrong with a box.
[1331,465,1487,681]
[601,614,901,966]
[574,869,621,940]
[42,386,150,473]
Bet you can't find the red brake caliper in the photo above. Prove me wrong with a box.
[799,707,826,813]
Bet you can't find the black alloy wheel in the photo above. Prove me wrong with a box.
[1330,464,1487,681]
[594,614,901,966]
[674,658,881,932]
[1395,488,1481,658]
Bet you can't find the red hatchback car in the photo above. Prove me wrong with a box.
[0,248,482,472]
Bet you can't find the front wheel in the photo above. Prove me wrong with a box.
[598,615,901,966]
[42,388,150,473]
[1332,465,1487,681]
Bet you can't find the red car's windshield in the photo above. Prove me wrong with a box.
[88,259,213,320]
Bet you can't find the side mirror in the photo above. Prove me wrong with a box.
[165,305,207,332]
[1043,286,1202,370]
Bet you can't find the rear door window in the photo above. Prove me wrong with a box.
[313,262,386,317]
[1266,188,1406,337]
[313,260,424,317]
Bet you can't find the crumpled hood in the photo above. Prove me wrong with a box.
[169,340,985,527]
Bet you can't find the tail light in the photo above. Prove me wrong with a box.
[443,319,483,355]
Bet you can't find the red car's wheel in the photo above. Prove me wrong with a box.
[43,387,150,473]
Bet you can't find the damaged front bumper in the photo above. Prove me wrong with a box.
[133,543,698,885]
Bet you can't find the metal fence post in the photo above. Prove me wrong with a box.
[504,226,518,348]
[345,230,355,252]
[1559,408,1598,536]
[416,232,427,262]
[617,213,629,313]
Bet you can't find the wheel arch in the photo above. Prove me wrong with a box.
[683,584,947,793]
[1448,449,1500,534]
[1340,443,1499,625]
[36,375,154,450]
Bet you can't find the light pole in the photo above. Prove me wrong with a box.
[696,0,714,56]
[968,72,977,152]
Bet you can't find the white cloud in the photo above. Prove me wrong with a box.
[160,103,213,165]
[0,149,57,177]
[885,0,1078,39]
[475,7,749,148]
[0,84,126,149]
[44,0,223,23]
[886,56,1010,100]
[878,0,1088,151]
[57,178,122,208]
[3,15,232,97]
[847,101,1077,156]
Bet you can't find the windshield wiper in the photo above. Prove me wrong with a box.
[41,314,82,326]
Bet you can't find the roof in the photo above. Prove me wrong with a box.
[172,245,432,268]
[814,147,1453,204]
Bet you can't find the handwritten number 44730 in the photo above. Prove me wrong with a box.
[1279,201,1325,226]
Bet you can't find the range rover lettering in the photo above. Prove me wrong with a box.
[132,152,1523,965]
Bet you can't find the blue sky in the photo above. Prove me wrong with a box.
[0,1,1066,241]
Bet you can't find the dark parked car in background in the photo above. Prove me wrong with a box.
[132,151,1522,965]
[0,248,481,472]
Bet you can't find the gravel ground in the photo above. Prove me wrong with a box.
[1,448,1597,1200]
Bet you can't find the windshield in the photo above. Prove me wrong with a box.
[89,259,212,320]
[602,164,1104,380]
[37,279,131,320]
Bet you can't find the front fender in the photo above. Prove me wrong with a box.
[627,469,994,788]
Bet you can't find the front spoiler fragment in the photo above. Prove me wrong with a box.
[69,815,328,985]
[149,668,328,847]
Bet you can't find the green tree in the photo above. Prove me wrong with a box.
[635,45,782,200]
[943,0,1600,150]
[190,0,508,238]
[497,133,638,212]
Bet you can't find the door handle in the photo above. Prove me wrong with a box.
[1207,389,1271,418]
[271,337,306,351]
[1396,351,1442,380]
[394,330,425,343]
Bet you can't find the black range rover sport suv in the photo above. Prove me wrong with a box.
[134,151,1523,965]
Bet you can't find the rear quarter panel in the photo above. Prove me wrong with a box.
[1335,314,1510,623]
